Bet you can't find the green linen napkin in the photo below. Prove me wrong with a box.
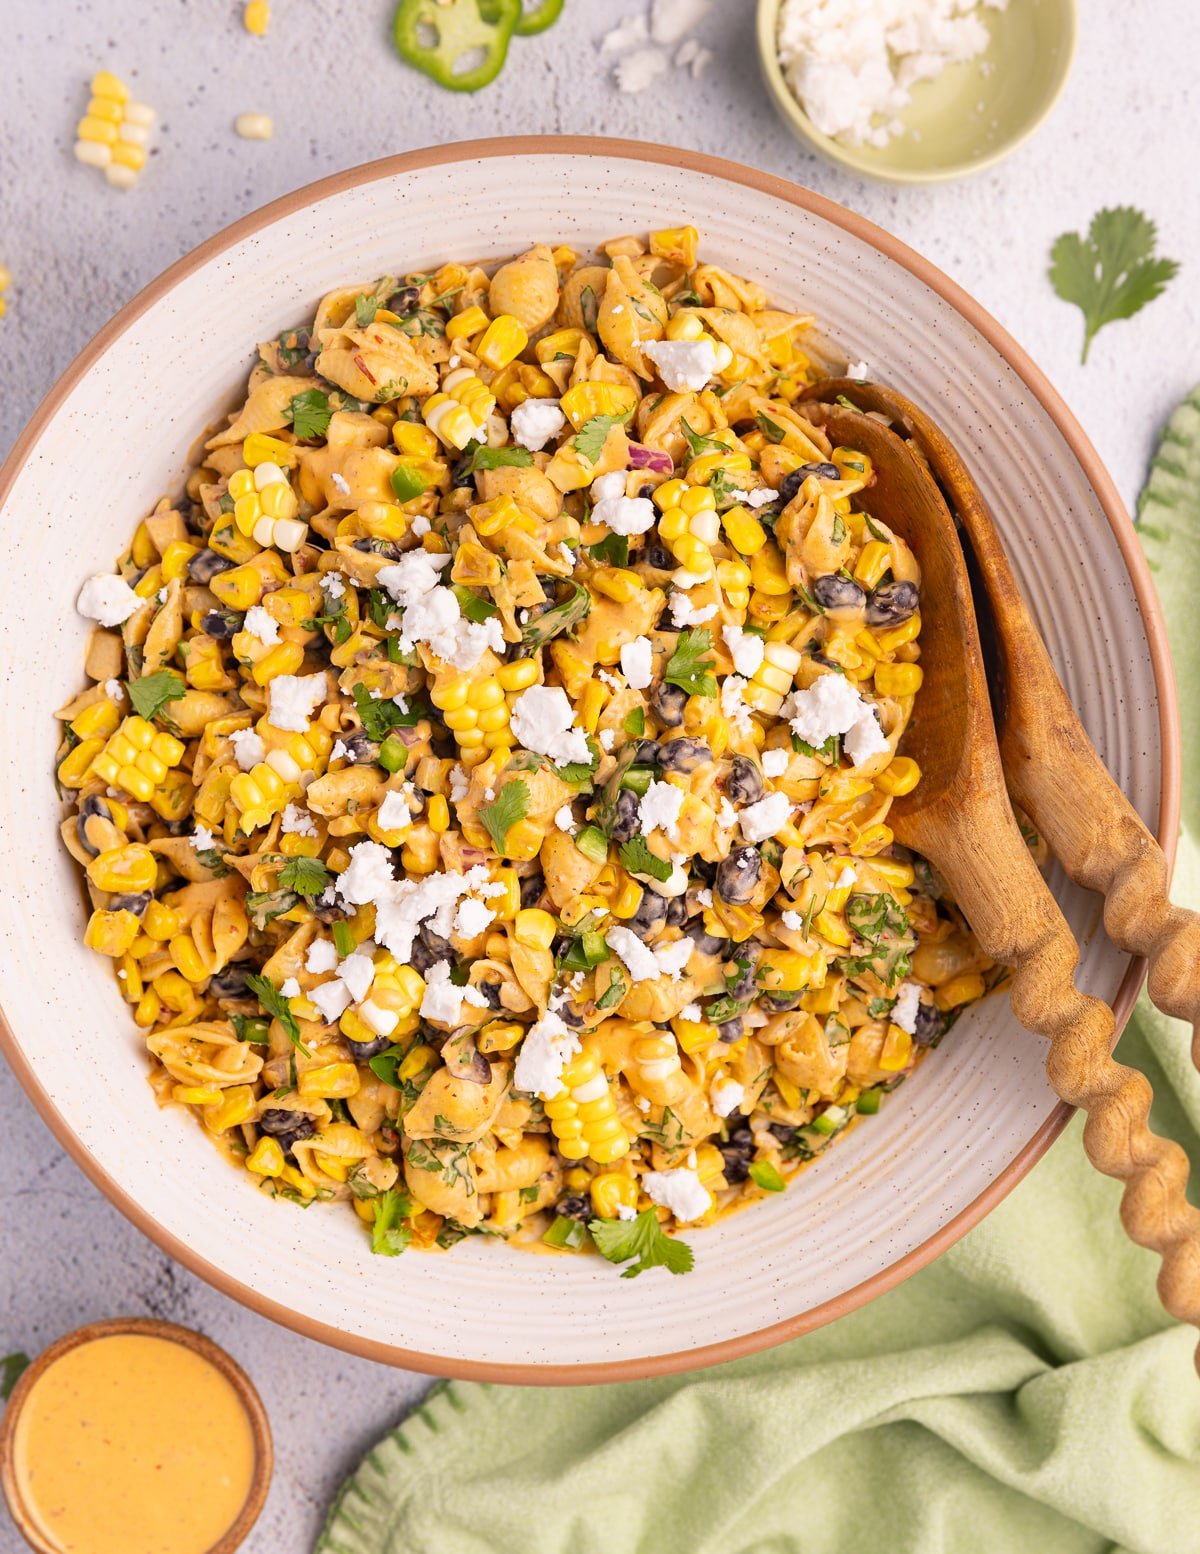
[319,391,1200,1554]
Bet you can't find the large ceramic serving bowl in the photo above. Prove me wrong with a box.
[0,139,1177,1383]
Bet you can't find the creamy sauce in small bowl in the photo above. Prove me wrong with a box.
[1,1319,271,1554]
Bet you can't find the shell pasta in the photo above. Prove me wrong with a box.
[59,228,995,1274]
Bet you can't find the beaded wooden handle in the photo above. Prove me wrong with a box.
[933,808,1200,1355]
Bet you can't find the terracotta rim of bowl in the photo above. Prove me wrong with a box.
[0,1317,273,1553]
[0,137,1179,1385]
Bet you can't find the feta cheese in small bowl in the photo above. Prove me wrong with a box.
[756,0,1077,183]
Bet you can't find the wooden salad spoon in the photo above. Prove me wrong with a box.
[802,403,1200,1360]
[806,378,1200,1070]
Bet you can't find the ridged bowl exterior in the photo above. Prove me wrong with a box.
[0,141,1177,1382]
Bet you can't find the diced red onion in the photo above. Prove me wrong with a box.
[627,443,674,473]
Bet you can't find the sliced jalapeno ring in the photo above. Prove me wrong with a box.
[515,0,564,35]
[393,0,521,93]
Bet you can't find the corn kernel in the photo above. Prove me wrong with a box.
[875,663,923,697]
[514,908,557,950]
[476,314,528,370]
[590,1172,638,1219]
[876,757,921,796]
[243,0,270,34]
[247,1137,285,1177]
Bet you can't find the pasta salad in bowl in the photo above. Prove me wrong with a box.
[59,229,995,1273]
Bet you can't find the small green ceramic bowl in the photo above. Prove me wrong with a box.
[756,0,1077,184]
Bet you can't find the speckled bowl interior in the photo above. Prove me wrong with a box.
[0,140,1174,1382]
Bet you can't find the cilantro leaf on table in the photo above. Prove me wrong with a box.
[573,411,632,464]
[371,1187,414,1256]
[618,837,674,884]
[468,444,534,472]
[479,779,529,854]
[286,388,332,440]
[1049,207,1179,363]
[245,972,311,1056]
[278,855,330,899]
[589,1208,694,1278]
[664,628,717,698]
[127,669,185,723]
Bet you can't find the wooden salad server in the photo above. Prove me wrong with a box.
[802,402,1200,1359]
[805,378,1200,1071]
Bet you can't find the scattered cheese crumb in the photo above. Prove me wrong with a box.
[453,896,495,940]
[279,977,301,999]
[620,635,654,689]
[376,790,412,833]
[892,981,921,1033]
[762,748,789,777]
[509,686,591,768]
[305,939,340,975]
[189,824,216,851]
[723,624,766,679]
[280,802,317,837]
[554,805,577,834]
[740,791,793,843]
[243,604,280,645]
[614,46,669,92]
[230,728,265,771]
[642,1167,711,1222]
[511,398,565,452]
[606,924,660,983]
[639,780,684,839]
[668,592,718,627]
[514,1010,581,1097]
[268,672,327,733]
[77,574,142,627]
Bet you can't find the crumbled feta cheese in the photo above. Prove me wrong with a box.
[746,487,779,508]
[600,13,649,51]
[606,924,661,983]
[892,981,922,1034]
[597,668,622,692]
[558,543,577,570]
[243,604,280,645]
[514,1010,582,1098]
[103,678,123,701]
[280,802,317,837]
[598,728,616,751]
[780,909,806,932]
[651,0,712,42]
[453,896,495,939]
[695,887,713,908]
[483,788,496,803]
[335,952,375,1005]
[309,978,353,1023]
[843,710,889,766]
[335,840,396,907]
[616,1203,638,1221]
[715,796,738,830]
[680,1002,702,1021]
[654,938,694,979]
[268,672,327,733]
[411,515,431,537]
[786,673,876,755]
[554,804,577,834]
[376,790,412,833]
[740,791,792,843]
[668,592,718,627]
[593,491,656,536]
[639,779,684,839]
[329,738,351,764]
[77,573,142,627]
[777,0,1004,150]
[835,865,858,889]
[510,685,591,767]
[846,359,871,379]
[710,1077,745,1118]
[614,46,669,92]
[761,748,790,778]
[330,472,351,495]
[230,728,265,771]
[420,960,466,1026]
[510,398,565,452]
[591,471,629,502]
[675,37,713,74]
[642,1167,711,1222]
[377,549,503,671]
[721,674,754,736]
[620,635,654,690]
[189,823,216,851]
[278,977,301,999]
[449,764,470,803]
[642,337,721,393]
[305,939,340,975]
[722,625,765,678]
[324,572,346,599]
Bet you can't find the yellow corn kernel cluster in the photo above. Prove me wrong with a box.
[73,71,156,189]
[654,480,720,576]
[229,460,307,554]
[0,264,10,321]
[340,960,425,1044]
[92,716,185,803]
[559,381,638,431]
[230,723,332,831]
[429,675,511,767]
[590,1171,638,1220]
[742,641,802,716]
[542,1048,629,1164]
[717,558,752,613]
[423,369,495,451]
[475,314,528,370]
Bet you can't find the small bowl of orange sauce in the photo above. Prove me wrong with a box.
[1,1318,272,1554]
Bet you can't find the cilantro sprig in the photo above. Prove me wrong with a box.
[468,444,533,472]
[352,682,421,742]
[1050,207,1179,363]
[664,628,717,698]
[127,669,185,723]
[245,972,311,1056]
[278,856,330,899]
[371,1187,414,1256]
[479,778,530,854]
[618,837,673,884]
[589,1209,694,1278]
[286,387,332,440]
[573,411,632,464]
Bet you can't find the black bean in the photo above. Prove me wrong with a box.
[519,870,546,909]
[725,943,762,1001]
[258,1110,317,1157]
[558,1004,586,1028]
[411,928,453,974]
[209,965,250,999]
[343,732,381,765]
[718,1124,754,1183]
[687,925,729,957]
[201,609,244,640]
[389,285,420,314]
[644,544,674,571]
[914,1000,944,1046]
[476,980,503,1009]
[607,788,640,844]
[761,991,802,1012]
[769,1122,797,1143]
[107,891,152,917]
[658,736,711,773]
[866,580,919,627]
[187,548,235,585]
[345,1035,393,1061]
[311,897,345,925]
[717,1016,744,1042]
[75,794,111,856]
[665,895,688,928]
[716,846,762,905]
[812,574,867,611]
[726,754,764,807]
[651,682,688,727]
[628,890,667,935]
[555,1193,589,1221]
[353,537,404,559]
[450,456,477,488]
[632,739,662,765]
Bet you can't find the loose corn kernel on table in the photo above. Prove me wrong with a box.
[2,2,1197,1549]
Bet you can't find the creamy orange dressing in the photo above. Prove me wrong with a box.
[13,1334,256,1554]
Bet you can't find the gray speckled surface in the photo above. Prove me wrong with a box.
[1,1,1198,1549]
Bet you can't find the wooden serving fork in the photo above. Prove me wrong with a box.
[805,378,1200,1070]
[802,402,1200,1360]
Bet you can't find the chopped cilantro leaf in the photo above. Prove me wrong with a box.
[595,968,627,1011]
[756,411,788,444]
[573,412,632,464]
[589,1208,694,1278]
[245,973,310,1056]
[278,855,330,899]
[664,627,717,697]
[286,388,332,440]
[587,533,629,567]
[371,1187,413,1256]
[618,837,673,883]
[680,417,727,458]
[126,669,185,723]
[1049,206,1179,363]
[479,779,530,854]
[354,293,378,328]
[468,444,534,472]
[352,682,421,742]
[623,707,645,737]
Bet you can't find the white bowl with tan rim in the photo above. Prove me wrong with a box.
[0,138,1177,1383]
